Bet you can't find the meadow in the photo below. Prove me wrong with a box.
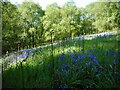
[2,31,120,88]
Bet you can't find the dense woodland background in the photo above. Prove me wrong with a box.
[2,0,120,54]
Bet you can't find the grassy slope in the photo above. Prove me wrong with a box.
[2,34,120,88]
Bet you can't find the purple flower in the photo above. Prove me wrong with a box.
[70,54,74,59]
[112,61,116,66]
[80,54,84,60]
[19,53,28,58]
[106,50,110,55]
[62,64,66,69]
[87,54,94,60]
[97,35,101,38]
[93,59,99,65]
[12,57,17,62]
[61,54,65,59]
[66,38,70,42]
[75,54,79,58]
[62,69,68,75]
[67,64,70,67]
[63,85,68,88]
[90,50,94,52]
[25,49,29,53]
[75,38,78,41]
[73,59,77,64]
[116,55,119,61]
[112,51,116,56]
[97,51,100,55]
[62,64,70,69]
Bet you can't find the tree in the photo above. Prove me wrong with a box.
[60,0,77,38]
[42,3,61,42]
[18,1,44,48]
[2,0,22,54]
[86,1,119,33]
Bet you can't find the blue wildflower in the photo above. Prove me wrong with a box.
[20,53,28,58]
[63,85,68,88]
[19,54,23,58]
[106,50,110,55]
[67,64,70,67]
[97,35,101,38]
[62,64,70,69]
[25,49,29,53]
[73,59,77,64]
[62,69,68,75]
[75,54,79,58]
[93,59,99,65]
[75,38,78,41]
[116,55,119,61]
[112,61,116,66]
[90,50,94,52]
[13,57,17,61]
[80,54,84,60]
[61,54,65,59]
[76,54,81,60]
[70,54,74,59]
[97,51,100,55]
[112,51,116,56]
[62,64,66,69]
[66,38,70,42]
[87,54,95,60]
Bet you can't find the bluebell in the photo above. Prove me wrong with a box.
[112,61,116,66]
[62,64,66,69]
[13,57,17,61]
[106,50,110,55]
[73,59,77,64]
[93,59,99,65]
[61,54,65,59]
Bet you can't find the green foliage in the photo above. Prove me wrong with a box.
[18,1,44,48]
[2,0,22,53]
[86,1,119,32]
[2,0,119,54]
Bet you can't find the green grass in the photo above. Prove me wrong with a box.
[2,34,120,88]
